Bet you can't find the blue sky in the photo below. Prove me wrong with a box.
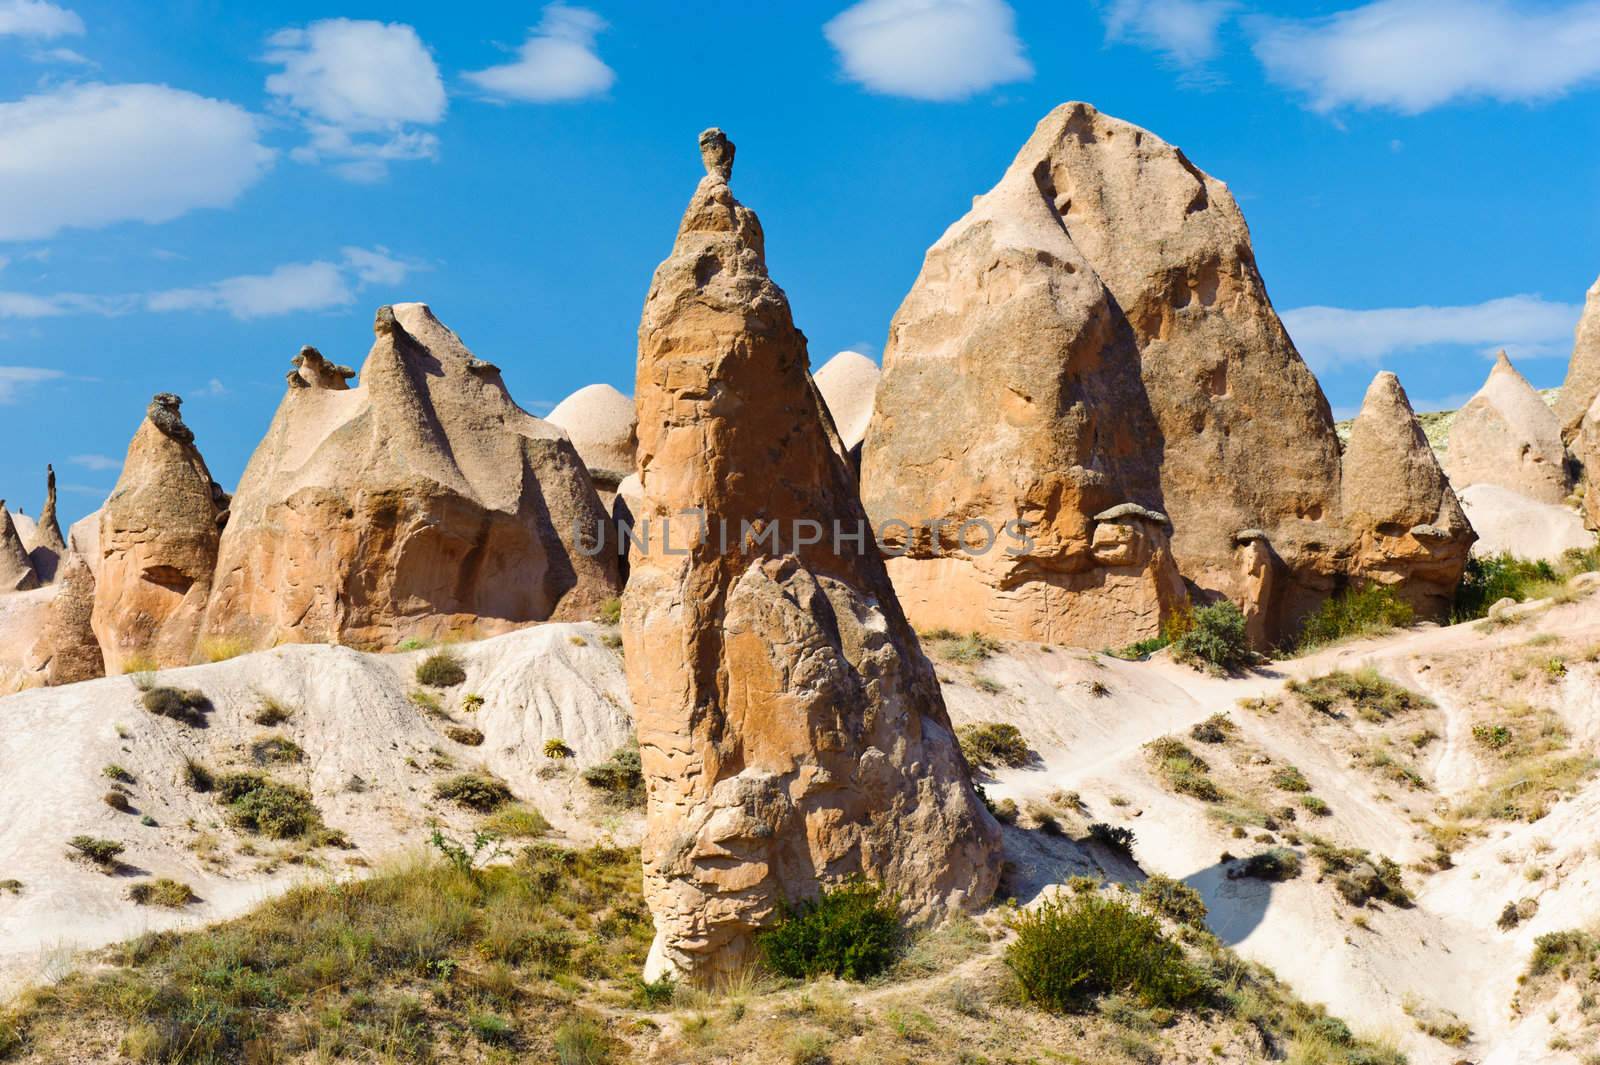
[2,0,1597,528]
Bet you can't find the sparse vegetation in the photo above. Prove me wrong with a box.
[181,756,214,793]
[462,692,485,713]
[434,772,515,812]
[581,744,645,805]
[481,804,550,838]
[1452,548,1600,621]
[924,629,1002,664]
[1145,736,1223,802]
[445,725,485,746]
[215,772,324,839]
[1089,822,1136,857]
[1308,842,1411,907]
[1171,601,1254,675]
[758,878,903,982]
[416,649,467,688]
[140,686,211,726]
[102,790,131,812]
[1299,796,1332,817]
[101,764,135,784]
[1189,713,1235,744]
[1295,584,1414,653]
[597,597,622,626]
[128,879,195,908]
[1525,929,1599,978]
[0,879,21,895]
[1272,765,1312,793]
[1233,848,1302,882]
[251,694,293,726]
[1287,668,1431,721]
[249,733,304,765]
[545,738,574,759]
[956,722,1031,770]
[1138,874,1208,929]
[66,836,125,869]
[197,636,250,663]
[1006,892,1202,1011]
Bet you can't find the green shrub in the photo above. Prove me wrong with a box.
[1005,892,1202,1011]
[1138,874,1208,929]
[1526,930,1598,978]
[128,879,195,908]
[1472,723,1513,750]
[1145,736,1223,802]
[416,650,466,688]
[1309,842,1411,907]
[182,756,214,793]
[926,630,1002,664]
[1272,765,1311,792]
[1299,796,1332,817]
[102,764,135,784]
[103,790,131,812]
[461,693,485,713]
[1089,822,1136,857]
[1111,635,1169,660]
[141,687,211,726]
[1189,713,1235,744]
[1233,848,1302,882]
[481,804,550,838]
[445,725,485,747]
[545,738,574,759]
[435,773,514,812]
[252,695,293,726]
[553,1017,613,1065]
[1452,553,1560,621]
[215,772,323,839]
[597,598,622,626]
[1172,601,1254,675]
[67,836,125,867]
[957,722,1032,769]
[758,877,902,981]
[581,745,644,805]
[1296,584,1413,652]
[249,734,304,765]
[1287,668,1431,721]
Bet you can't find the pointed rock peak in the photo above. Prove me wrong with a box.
[698,127,733,181]
[38,463,63,545]
[1359,370,1417,418]
[0,500,39,592]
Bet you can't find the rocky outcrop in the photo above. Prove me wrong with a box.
[1340,372,1475,617]
[863,102,1343,645]
[29,512,104,685]
[0,503,38,592]
[1579,395,1600,530]
[546,383,637,506]
[20,465,66,582]
[1444,351,1573,506]
[626,129,1000,983]
[1459,483,1592,562]
[813,350,880,454]
[1556,275,1600,442]
[201,304,619,653]
[92,395,222,671]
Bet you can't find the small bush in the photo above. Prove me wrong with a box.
[249,734,304,765]
[1272,765,1312,793]
[1189,713,1235,744]
[1309,842,1411,907]
[0,878,21,895]
[1296,584,1414,652]
[1138,874,1208,929]
[957,722,1031,769]
[469,1013,514,1045]
[481,804,550,838]
[103,790,132,812]
[445,725,485,746]
[1111,635,1169,660]
[1526,929,1598,978]
[1288,668,1431,721]
[461,693,485,713]
[416,650,466,688]
[597,598,622,626]
[758,877,903,981]
[553,1017,612,1065]
[581,745,644,805]
[67,836,125,867]
[435,773,514,812]
[1299,796,1332,817]
[1172,601,1254,675]
[128,878,195,908]
[1233,848,1302,881]
[1145,736,1223,802]
[102,764,135,784]
[216,772,323,839]
[182,756,214,793]
[1453,553,1565,622]
[142,687,211,726]
[545,737,574,759]
[927,630,1002,664]
[1472,722,1513,750]
[1006,892,1202,1011]
[408,689,445,717]
[252,695,292,726]
[1089,822,1136,857]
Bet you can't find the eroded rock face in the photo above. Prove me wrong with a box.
[1556,275,1600,442]
[546,382,637,505]
[27,464,66,582]
[92,395,221,670]
[863,102,1342,645]
[1341,372,1475,617]
[1445,351,1573,506]
[626,129,1000,983]
[201,304,619,652]
[1579,395,1600,531]
[0,503,38,593]
[813,350,880,454]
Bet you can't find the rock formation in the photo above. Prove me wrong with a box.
[546,382,637,506]
[1340,372,1475,616]
[1556,275,1600,441]
[863,102,1344,645]
[813,350,880,455]
[1458,483,1593,561]
[626,129,1000,982]
[286,344,355,390]
[1580,395,1600,530]
[201,304,620,652]
[20,465,66,582]
[92,395,222,671]
[1444,351,1573,506]
[0,503,38,592]
[30,511,106,684]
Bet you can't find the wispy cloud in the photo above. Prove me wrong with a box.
[1251,0,1600,114]
[0,290,129,317]
[0,365,63,402]
[1282,294,1583,371]
[1103,0,1237,67]
[824,0,1033,101]
[0,0,82,39]
[68,453,120,471]
[264,18,446,183]
[466,3,615,103]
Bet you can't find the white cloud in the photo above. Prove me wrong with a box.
[1104,0,1236,66]
[0,365,63,402]
[0,290,126,317]
[265,19,446,181]
[146,245,416,320]
[0,0,82,38]
[466,3,615,102]
[1251,0,1600,114]
[0,82,272,241]
[193,377,228,398]
[68,453,120,471]
[29,45,94,65]
[824,0,1033,101]
[1283,294,1583,371]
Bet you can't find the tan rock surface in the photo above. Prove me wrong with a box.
[813,350,880,453]
[1340,372,1475,617]
[201,304,620,652]
[25,464,66,582]
[1457,483,1593,562]
[1579,393,1600,530]
[92,394,222,671]
[0,503,38,593]
[863,102,1341,646]
[1445,351,1574,505]
[1556,274,1600,441]
[626,129,1000,982]
[546,382,637,502]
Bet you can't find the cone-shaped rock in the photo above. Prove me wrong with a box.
[546,382,637,505]
[1341,372,1475,616]
[1444,351,1573,505]
[92,394,221,670]
[1556,275,1600,441]
[625,129,1000,982]
[1579,394,1600,530]
[813,350,880,453]
[201,304,620,652]
[0,503,38,592]
[22,464,66,582]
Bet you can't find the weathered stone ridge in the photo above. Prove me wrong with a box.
[626,128,1000,982]
[1444,351,1574,506]
[1557,274,1600,441]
